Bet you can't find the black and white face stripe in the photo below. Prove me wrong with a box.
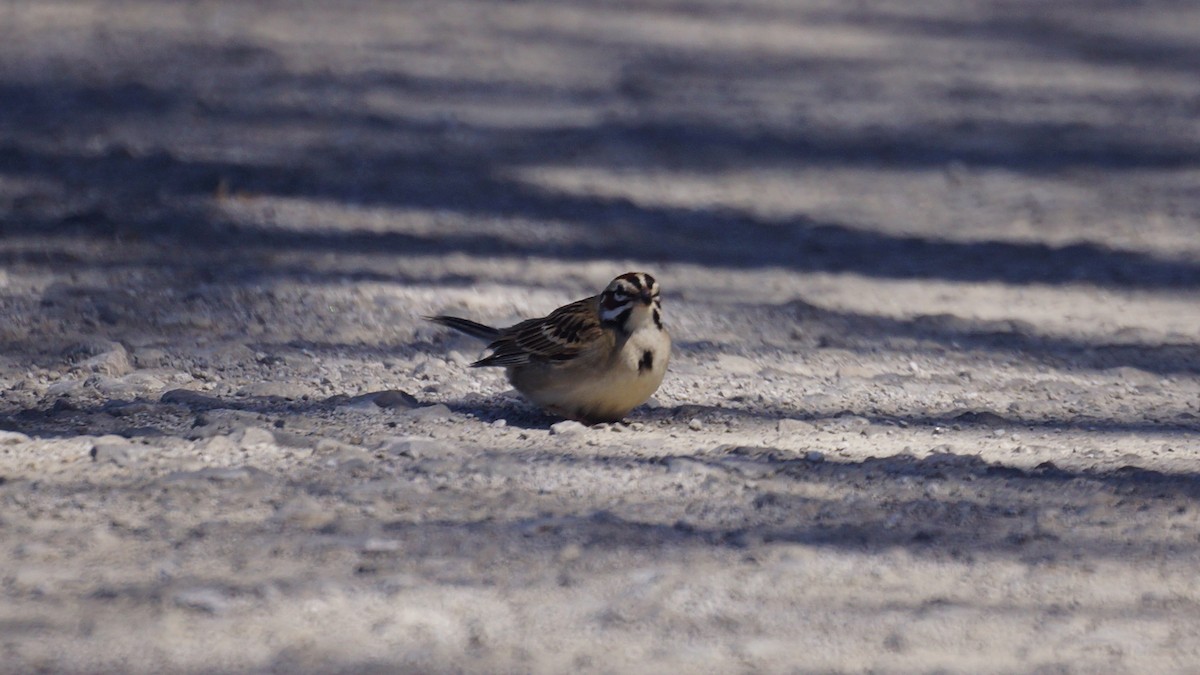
[600,272,662,329]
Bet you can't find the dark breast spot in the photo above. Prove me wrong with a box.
[652,309,663,331]
[638,350,654,373]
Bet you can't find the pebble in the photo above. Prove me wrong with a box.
[161,389,226,409]
[98,372,168,396]
[234,427,277,450]
[172,587,233,614]
[716,354,761,375]
[557,543,584,563]
[816,415,870,432]
[688,418,704,431]
[90,438,150,467]
[398,403,454,421]
[238,382,309,400]
[360,538,402,553]
[338,395,383,413]
[372,390,420,409]
[0,430,31,445]
[666,457,721,478]
[276,495,337,529]
[550,420,588,436]
[202,435,239,456]
[80,343,132,376]
[163,466,272,486]
[718,456,779,479]
[777,418,815,435]
[805,450,826,463]
[381,436,458,458]
[132,347,169,368]
[46,379,85,397]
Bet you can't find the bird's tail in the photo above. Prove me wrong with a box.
[424,315,503,342]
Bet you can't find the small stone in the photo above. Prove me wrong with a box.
[107,372,167,394]
[163,466,272,486]
[172,587,232,614]
[372,390,419,409]
[550,420,588,436]
[688,418,703,431]
[339,395,383,413]
[666,457,720,477]
[46,379,85,397]
[776,418,815,436]
[816,415,870,432]
[276,495,337,529]
[381,436,457,458]
[360,538,402,553]
[399,403,454,421]
[715,354,760,375]
[235,427,277,450]
[238,382,308,400]
[132,348,169,368]
[161,389,226,409]
[805,450,826,463]
[557,543,583,563]
[203,435,239,455]
[91,439,149,467]
[491,419,507,428]
[0,430,31,445]
[718,457,779,479]
[80,343,132,376]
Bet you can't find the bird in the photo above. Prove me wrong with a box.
[426,272,670,424]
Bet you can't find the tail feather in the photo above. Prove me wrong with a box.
[425,315,503,342]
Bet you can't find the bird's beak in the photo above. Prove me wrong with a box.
[638,290,654,305]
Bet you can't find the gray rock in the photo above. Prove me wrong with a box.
[172,587,233,614]
[380,436,458,459]
[275,495,337,529]
[666,457,721,478]
[80,343,132,376]
[338,394,384,413]
[360,537,402,553]
[398,403,454,421]
[161,388,227,409]
[164,466,272,486]
[0,430,31,445]
[91,438,151,467]
[46,378,85,397]
[234,426,277,450]
[237,382,309,400]
[372,389,420,409]
[132,347,170,368]
[688,418,704,431]
[776,418,816,436]
[715,354,761,375]
[202,435,239,455]
[718,456,780,479]
[550,420,588,436]
[816,414,871,432]
[104,372,167,395]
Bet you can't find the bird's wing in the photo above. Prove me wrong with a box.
[472,296,607,367]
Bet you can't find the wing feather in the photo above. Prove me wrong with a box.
[472,297,604,367]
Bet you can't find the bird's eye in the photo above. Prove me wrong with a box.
[613,291,629,301]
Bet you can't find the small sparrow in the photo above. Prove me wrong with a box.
[426,272,670,424]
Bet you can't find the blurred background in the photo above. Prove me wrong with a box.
[2,0,1198,292]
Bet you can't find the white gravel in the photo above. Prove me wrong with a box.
[1,1,1199,673]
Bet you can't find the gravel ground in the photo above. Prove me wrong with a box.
[2,1,1200,673]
